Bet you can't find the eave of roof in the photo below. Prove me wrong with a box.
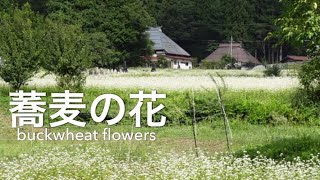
[286,55,310,61]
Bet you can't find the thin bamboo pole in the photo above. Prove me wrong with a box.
[191,88,199,157]
[209,75,232,152]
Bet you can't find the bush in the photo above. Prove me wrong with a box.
[200,61,217,69]
[157,55,169,68]
[201,55,236,69]
[298,58,320,102]
[264,65,282,77]
[220,55,236,69]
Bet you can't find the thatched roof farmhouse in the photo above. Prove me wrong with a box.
[204,43,261,67]
[146,27,193,69]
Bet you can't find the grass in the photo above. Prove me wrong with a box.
[0,86,318,126]
[0,84,319,178]
[3,143,320,179]
[2,120,320,161]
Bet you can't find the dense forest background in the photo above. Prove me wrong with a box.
[0,0,306,67]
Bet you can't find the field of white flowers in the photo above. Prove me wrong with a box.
[0,69,299,90]
[1,145,320,179]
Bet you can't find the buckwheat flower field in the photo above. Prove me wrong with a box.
[1,145,320,179]
[0,69,299,90]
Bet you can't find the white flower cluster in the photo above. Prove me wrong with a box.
[0,69,299,90]
[9,74,298,90]
[1,145,320,179]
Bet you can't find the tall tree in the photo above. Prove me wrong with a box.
[0,3,41,90]
[0,0,15,12]
[40,20,91,91]
[47,0,155,67]
[221,0,254,42]
[17,0,49,14]
[273,0,320,102]
[273,0,320,55]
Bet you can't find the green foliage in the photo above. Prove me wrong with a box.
[0,0,15,12]
[272,0,320,54]
[17,0,49,14]
[86,32,121,68]
[201,55,236,69]
[274,1,320,102]
[0,87,315,126]
[236,135,320,161]
[263,65,282,77]
[200,61,216,69]
[40,20,91,91]
[47,0,155,67]
[220,55,236,69]
[157,56,169,68]
[3,86,316,126]
[221,0,254,41]
[298,58,320,102]
[146,0,283,60]
[0,4,41,90]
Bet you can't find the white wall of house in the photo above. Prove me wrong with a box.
[171,60,192,69]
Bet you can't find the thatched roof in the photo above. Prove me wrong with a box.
[146,27,191,57]
[204,43,261,65]
[283,55,310,62]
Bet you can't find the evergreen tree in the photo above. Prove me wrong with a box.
[47,0,155,67]
[0,3,41,90]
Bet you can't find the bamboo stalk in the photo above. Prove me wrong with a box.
[191,88,199,157]
[209,75,232,152]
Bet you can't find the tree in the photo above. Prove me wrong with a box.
[0,4,41,90]
[40,20,91,91]
[273,0,320,54]
[0,0,15,12]
[17,0,49,14]
[298,58,320,102]
[273,0,320,102]
[47,0,155,67]
[86,32,121,68]
[221,0,254,42]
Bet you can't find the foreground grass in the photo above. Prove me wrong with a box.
[0,86,319,178]
[0,86,319,161]
[2,143,320,179]
[1,86,317,126]
[2,122,320,161]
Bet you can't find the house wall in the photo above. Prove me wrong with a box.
[171,59,192,69]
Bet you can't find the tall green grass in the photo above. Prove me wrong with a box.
[0,86,318,127]
[0,86,319,161]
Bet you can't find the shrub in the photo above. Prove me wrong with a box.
[157,55,169,68]
[220,55,236,69]
[201,55,236,69]
[200,61,217,69]
[298,58,320,102]
[264,65,282,77]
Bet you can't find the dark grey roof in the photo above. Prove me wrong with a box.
[146,27,191,57]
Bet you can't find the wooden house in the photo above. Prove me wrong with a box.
[146,27,193,69]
